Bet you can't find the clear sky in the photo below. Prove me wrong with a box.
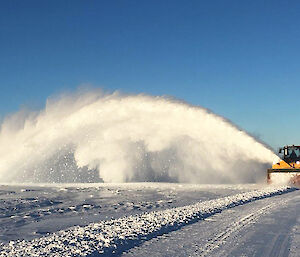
[1,0,300,149]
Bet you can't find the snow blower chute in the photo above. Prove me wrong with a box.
[267,145,300,185]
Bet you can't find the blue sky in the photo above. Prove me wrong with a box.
[1,0,300,149]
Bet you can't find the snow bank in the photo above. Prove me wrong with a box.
[0,186,295,257]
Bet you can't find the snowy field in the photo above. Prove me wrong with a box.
[0,183,299,256]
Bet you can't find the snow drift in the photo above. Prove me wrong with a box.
[0,186,294,256]
[0,89,278,183]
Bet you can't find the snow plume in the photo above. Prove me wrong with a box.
[0,89,278,183]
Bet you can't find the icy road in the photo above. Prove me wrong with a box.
[0,183,299,256]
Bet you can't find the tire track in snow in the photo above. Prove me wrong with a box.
[0,186,296,257]
[198,200,285,256]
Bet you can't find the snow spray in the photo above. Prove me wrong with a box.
[0,89,279,183]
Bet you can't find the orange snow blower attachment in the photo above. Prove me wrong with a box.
[267,145,300,185]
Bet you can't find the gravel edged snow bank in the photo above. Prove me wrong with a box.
[0,186,295,257]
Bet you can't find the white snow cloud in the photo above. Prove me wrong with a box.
[0,89,279,183]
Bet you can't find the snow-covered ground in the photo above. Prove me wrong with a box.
[0,183,298,256]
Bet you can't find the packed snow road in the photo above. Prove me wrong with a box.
[0,183,298,256]
[124,187,300,257]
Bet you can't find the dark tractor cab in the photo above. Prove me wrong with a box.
[279,145,300,163]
